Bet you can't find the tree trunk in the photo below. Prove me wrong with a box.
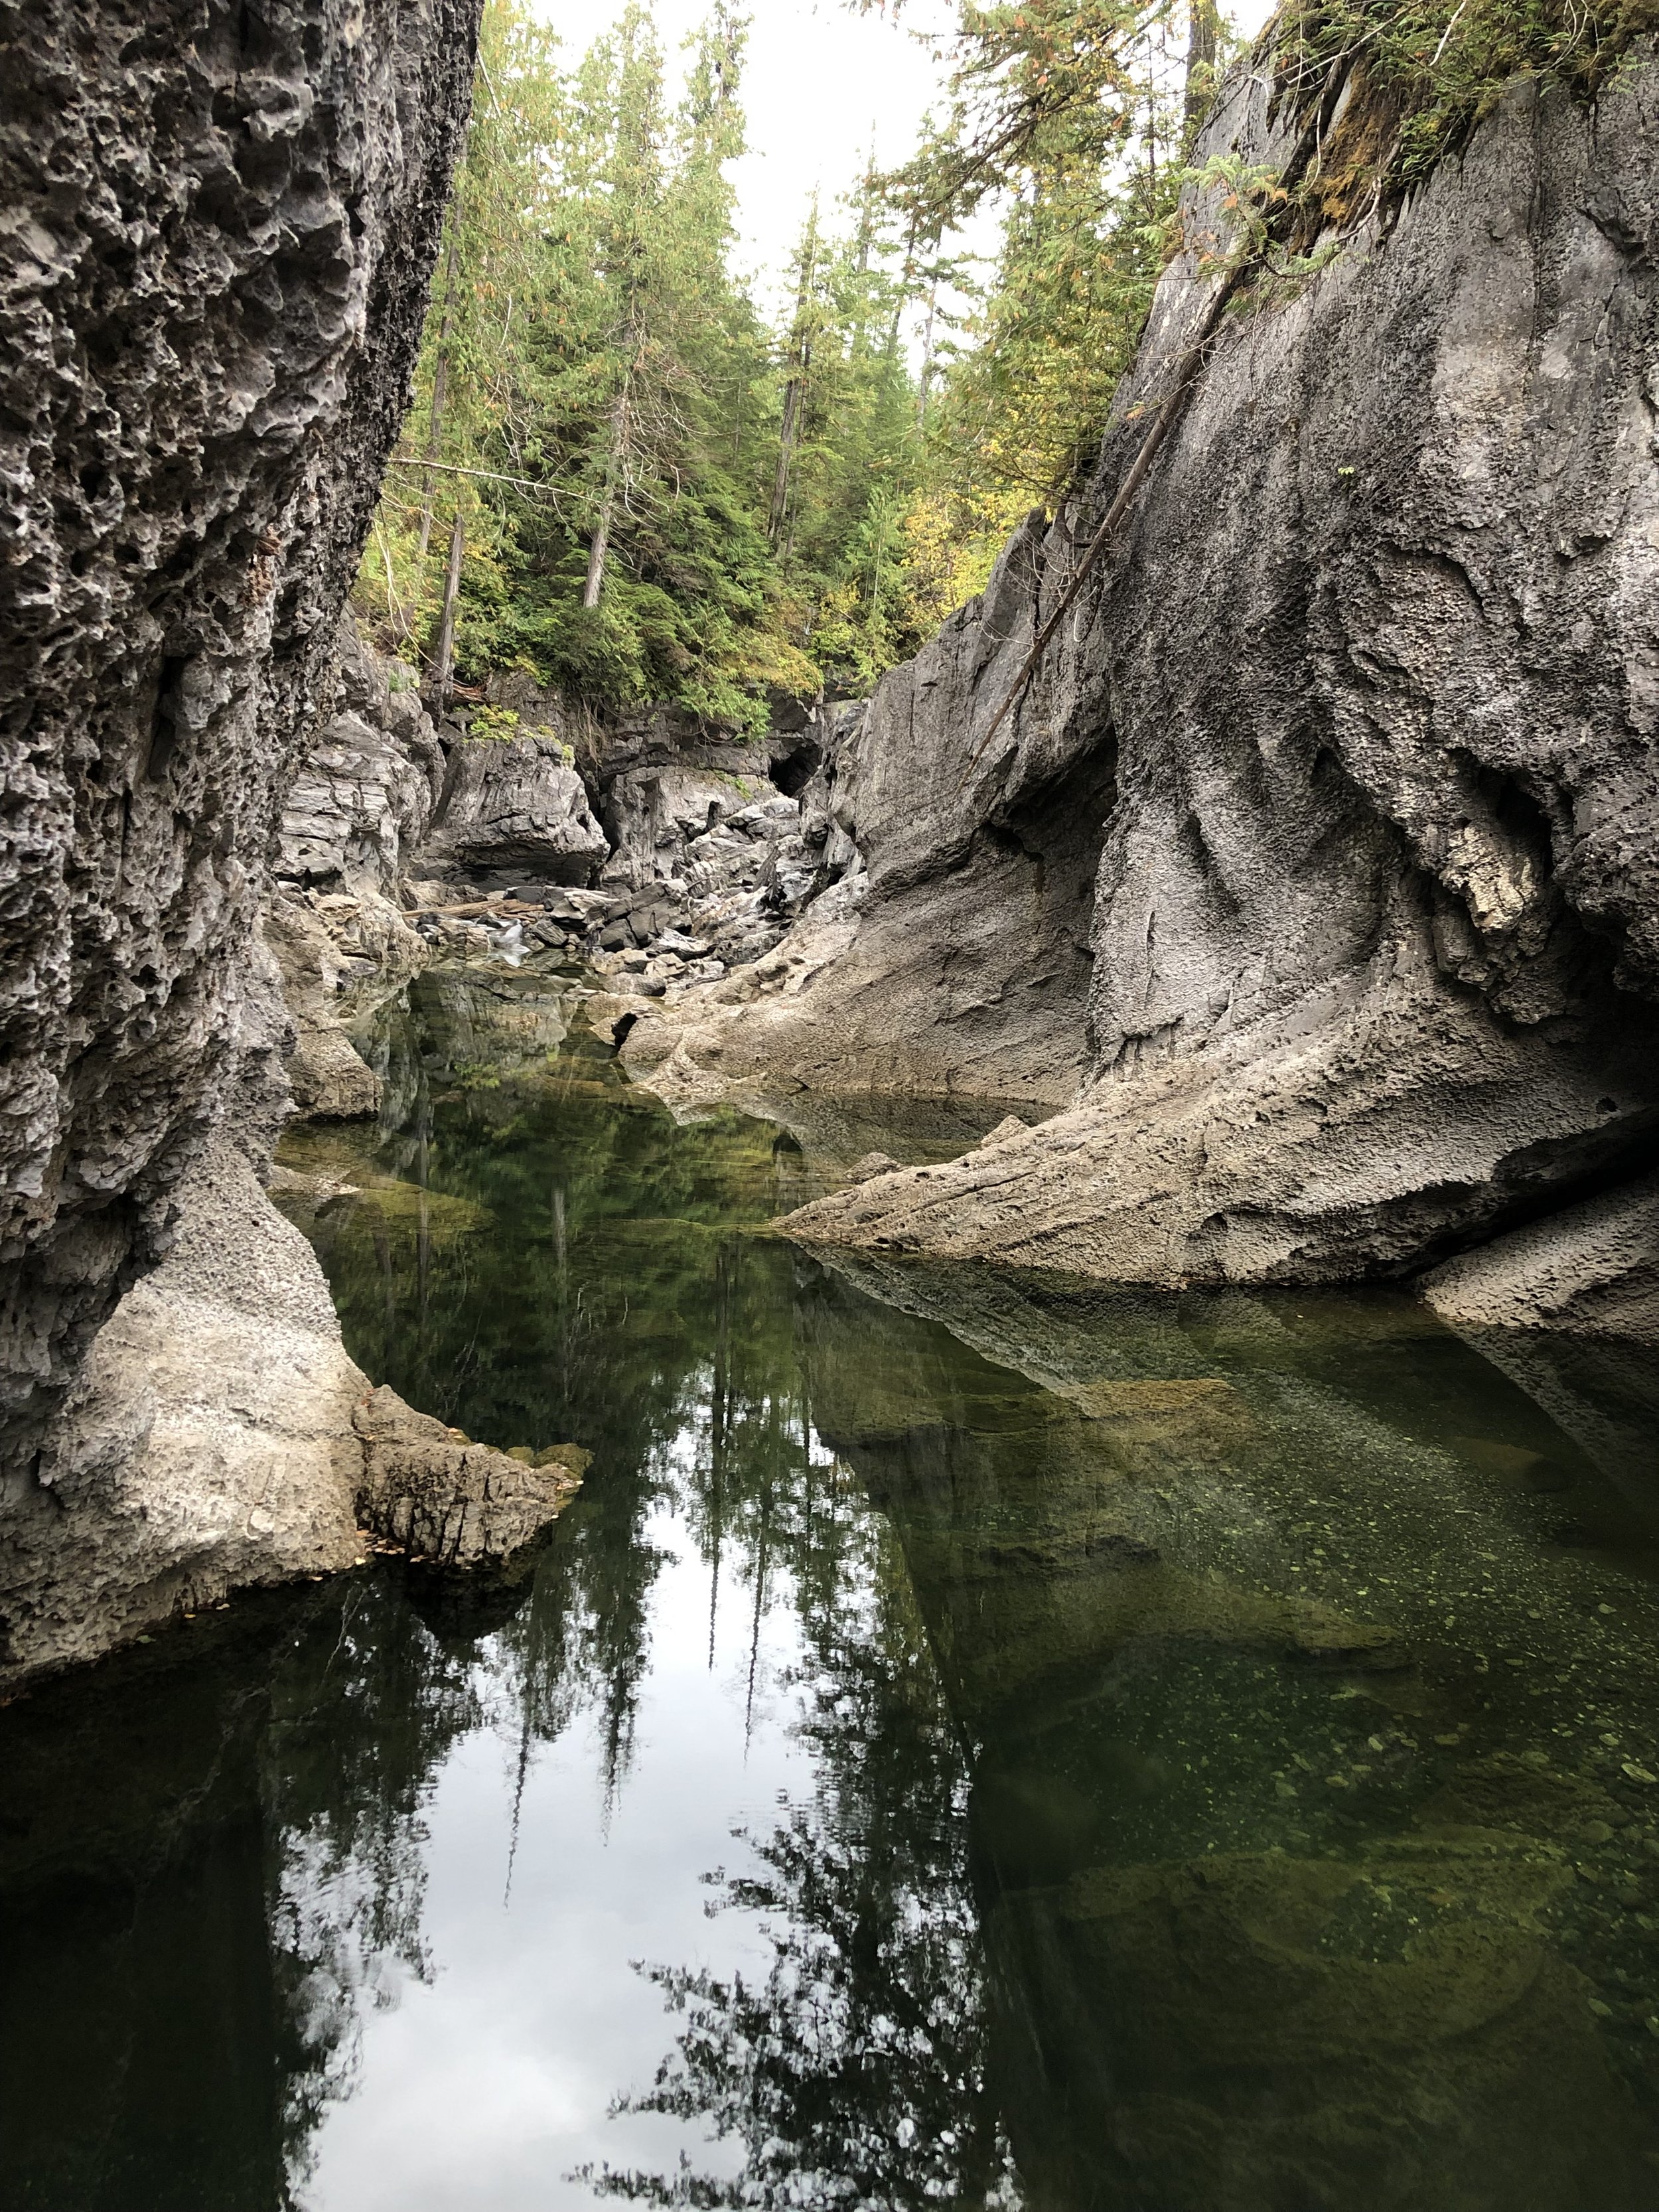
[583,484,613,609]
[768,208,818,548]
[1184,0,1219,135]
[432,499,465,700]
[417,241,459,558]
[916,281,938,430]
[768,372,804,546]
[583,386,629,610]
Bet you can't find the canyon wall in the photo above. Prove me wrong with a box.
[0,0,510,1681]
[628,50,1659,1325]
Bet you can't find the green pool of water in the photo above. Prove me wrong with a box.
[7,970,1659,2211]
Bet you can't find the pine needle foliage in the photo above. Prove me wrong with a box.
[358,0,1653,724]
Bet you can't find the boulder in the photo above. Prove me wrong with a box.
[275,618,445,893]
[423,734,609,881]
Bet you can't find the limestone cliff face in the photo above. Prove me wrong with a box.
[0,0,479,1474]
[266,617,444,1117]
[640,50,1659,1314]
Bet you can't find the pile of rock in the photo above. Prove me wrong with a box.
[263,619,867,1093]
[407,749,832,976]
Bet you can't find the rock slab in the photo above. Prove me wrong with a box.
[758,55,1659,1328]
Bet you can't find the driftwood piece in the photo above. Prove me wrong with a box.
[403,898,551,919]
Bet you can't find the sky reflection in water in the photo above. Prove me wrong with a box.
[7,968,1659,2212]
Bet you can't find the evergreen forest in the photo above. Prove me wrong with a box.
[356,0,1230,729]
[357,0,1638,729]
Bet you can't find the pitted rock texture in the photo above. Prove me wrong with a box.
[1422,1173,1659,1340]
[276,615,445,898]
[0,0,480,1471]
[266,615,444,1114]
[739,54,1659,1315]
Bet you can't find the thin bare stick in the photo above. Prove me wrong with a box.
[958,266,1242,786]
[956,86,1346,791]
[1432,0,1471,65]
[388,457,568,503]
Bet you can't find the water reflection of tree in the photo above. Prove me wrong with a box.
[584,1521,1016,2212]
[265,1574,488,2193]
[270,995,1017,2204]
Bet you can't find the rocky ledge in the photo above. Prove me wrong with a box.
[0,1135,585,1694]
[616,46,1659,1347]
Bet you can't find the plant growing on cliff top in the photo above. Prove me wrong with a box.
[1277,0,1659,195]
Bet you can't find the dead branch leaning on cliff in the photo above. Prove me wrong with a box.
[957,267,1246,785]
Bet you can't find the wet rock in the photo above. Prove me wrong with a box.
[1033,1840,1650,2211]
[354,1386,587,1566]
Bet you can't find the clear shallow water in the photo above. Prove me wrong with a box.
[7,971,1659,2210]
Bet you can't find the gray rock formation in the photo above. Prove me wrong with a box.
[638,51,1659,1327]
[623,585,1108,1105]
[0,0,572,1683]
[263,895,388,1117]
[276,617,446,898]
[421,733,609,881]
[596,764,812,966]
[1419,1172,1659,1511]
[355,1384,587,1564]
[1422,1173,1659,1341]
[267,616,444,1114]
[0,1140,581,1692]
[0,0,481,1477]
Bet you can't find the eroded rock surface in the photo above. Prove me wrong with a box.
[1423,1173,1659,1341]
[266,615,443,1114]
[355,1384,586,1564]
[0,1142,581,1690]
[0,0,480,1470]
[0,0,603,1677]
[421,732,609,882]
[634,54,1659,1326]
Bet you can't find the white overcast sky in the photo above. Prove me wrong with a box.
[534,0,1275,317]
